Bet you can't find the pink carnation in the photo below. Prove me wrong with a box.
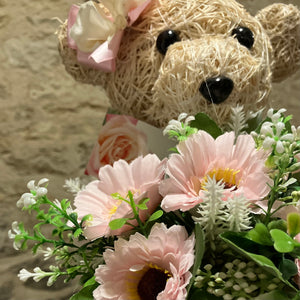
[93,223,195,300]
[74,154,166,239]
[160,131,272,212]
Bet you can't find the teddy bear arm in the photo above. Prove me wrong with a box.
[256,3,300,82]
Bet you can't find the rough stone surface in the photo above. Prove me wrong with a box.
[0,0,299,299]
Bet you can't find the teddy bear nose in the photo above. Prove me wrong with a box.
[199,76,234,104]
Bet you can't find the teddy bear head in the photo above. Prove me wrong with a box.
[58,0,300,128]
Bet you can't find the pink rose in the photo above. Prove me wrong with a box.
[85,115,149,177]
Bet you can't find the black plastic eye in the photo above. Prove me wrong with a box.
[156,29,180,55]
[232,26,254,49]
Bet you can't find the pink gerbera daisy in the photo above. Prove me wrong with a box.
[74,154,166,239]
[160,131,272,212]
[93,223,195,300]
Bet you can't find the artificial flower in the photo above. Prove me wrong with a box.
[74,154,166,239]
[93,223,195,300]
[259,108,294,154]
[70,0,150,53]
[163,113,196,141]
[8,221,22,250]
[16,178,48,208]
[160,131,271,212]
[85,115,148,177]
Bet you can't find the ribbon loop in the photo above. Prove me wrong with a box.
[67,0,151,72]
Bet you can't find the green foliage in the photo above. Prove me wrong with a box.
[190,113,223,138]
[11,194,114,288]
[108,191,163,236]
[246,223,273,246]
[288,213,300,238]
[221,232,292,287]
[187,224,205,295]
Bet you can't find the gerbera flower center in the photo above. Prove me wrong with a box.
[204,168,240,189]
[108,200,122,217]
[127,264,171,300]
[191,168,240,194]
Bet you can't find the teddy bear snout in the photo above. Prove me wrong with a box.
[199,76,234,104]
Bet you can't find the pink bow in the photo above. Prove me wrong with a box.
[67,0,151,72]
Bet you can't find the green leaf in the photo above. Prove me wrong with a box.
[187,224,205,295]
[109,218,128,230]
[267,219,287,232]
[137,198,150,210]
[253,290,295,300]
[270,229,295,253]
[287,213,300,238]
[69,212,79,223]
[67,266,81,274]
[147,210,163,222]
[111,193,123,200]
[73,228,83,238]
[83,276,96,288]
[246,223,273,246]
[70,282,99,300]
[190,113,222,138]
[81,214,92,224]
[279,258,298,280]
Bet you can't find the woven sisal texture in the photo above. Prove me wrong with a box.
[256,4,300,82]
[57,0,300,128]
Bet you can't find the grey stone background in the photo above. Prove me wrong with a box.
[0,0,299,299]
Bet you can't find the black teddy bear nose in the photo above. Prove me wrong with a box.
[199,76,234,104]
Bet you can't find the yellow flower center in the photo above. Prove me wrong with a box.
[191,168,241,194]
[108,200,122,217]
[203,168,240,189]
[126,263,171,300]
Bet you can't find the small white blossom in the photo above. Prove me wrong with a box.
[18,267,46,283]
[8,221,22,250]
[163,113,196,137]
[18,266,60,286]
[275,140,285,154]
[267,108,286,123]
[292,125,300,140]
[17,178,49,208]
[259,108,293,153]
[37,247,55,261]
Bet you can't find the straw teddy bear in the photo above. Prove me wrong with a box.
[58,0,300,128]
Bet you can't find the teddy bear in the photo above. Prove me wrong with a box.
[57,0,300,128]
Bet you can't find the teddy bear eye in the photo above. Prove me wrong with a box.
[156,29,181,55]
[231,26,254,49]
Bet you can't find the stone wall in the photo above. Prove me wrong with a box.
[0,0,299,299]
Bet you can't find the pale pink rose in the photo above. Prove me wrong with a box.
[85,115,149,177]
[93,223,195,300]
[75,154,166,239]
[160,131,272,212]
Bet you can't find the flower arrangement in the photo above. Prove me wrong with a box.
[9,107,300,300]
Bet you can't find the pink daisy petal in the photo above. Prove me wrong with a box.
[93,223,195,300]
[160,130,272,212]
[74,154,166,239]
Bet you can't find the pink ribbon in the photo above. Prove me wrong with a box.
[67,0,151,72]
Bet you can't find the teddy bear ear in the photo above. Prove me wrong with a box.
[255,4,300,83]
